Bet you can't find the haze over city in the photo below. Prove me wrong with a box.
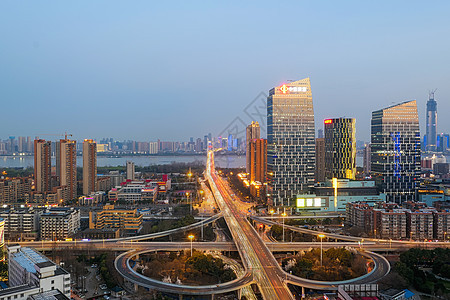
[1,1,450,141]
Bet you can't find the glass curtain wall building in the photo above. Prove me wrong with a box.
[371,100,421,203]
[425,91,437,152]
[267,78,315,207]
[324,118,356,180]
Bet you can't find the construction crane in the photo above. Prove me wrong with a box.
[35,132,73,140]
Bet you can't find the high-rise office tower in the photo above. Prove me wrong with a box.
[246,121,261,173]
[267,78,315,206]
[126,161,135,180]
[363,144,371,175]
[324,118,356,180]
[56,139,77,200]
[34,139,52,193]
[426,91,437,152]
[83,139,97,196]
[315,138,325,182]
[371,100,421,203]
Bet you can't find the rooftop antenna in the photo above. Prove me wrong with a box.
[429,88,437,100]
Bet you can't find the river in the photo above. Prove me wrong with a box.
[0,154,247,169]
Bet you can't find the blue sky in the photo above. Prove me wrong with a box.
[1,1,449,142]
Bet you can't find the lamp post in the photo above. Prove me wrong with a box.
[270,209,274,222]
[318,234,325,267]
[188,234,194,257]
[281,212,287,242]
[186,192,191,214]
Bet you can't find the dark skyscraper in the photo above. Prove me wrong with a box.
[267,78,315,206]
[371,100,421,203]
[426,91,437,152]
[324,118,356,180]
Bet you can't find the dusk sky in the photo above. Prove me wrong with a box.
[1,1,449,142]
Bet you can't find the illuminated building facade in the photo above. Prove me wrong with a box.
[34,139,52,193]
[56,139,77,200]
[249,139,267,198]
[246,121,261,173]
[426,91,437,152]
[267,78,315,206]
[324,118,356,180]
[371,100,421,203]
[83,139,97,195]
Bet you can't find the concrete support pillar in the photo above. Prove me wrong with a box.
[237,288,242,299]
[134,283,138,292]
[210,294,215,300]
[178,294,183,300]
[302,286,305,298]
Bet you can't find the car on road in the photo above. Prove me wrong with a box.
[100,284,107,290]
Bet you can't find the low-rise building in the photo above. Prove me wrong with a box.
[89,204,142,235]
[433,210,450,240]
[6,245,70,298]
[373,208,408,240]
[79,191,106,206]
[0,207,41,241]
[296,179,385,213]
[0,177,33,203]
[406,210,434,240]
[40,207,80,240]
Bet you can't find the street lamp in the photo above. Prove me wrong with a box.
[188,234,194,257]
[186,192,191,214]
[318,234,325,267]
[281,212,287,242]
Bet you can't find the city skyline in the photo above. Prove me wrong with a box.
[1,1,450,141]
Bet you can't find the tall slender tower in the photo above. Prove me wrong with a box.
[324,118,356,180]
[267,78,315,206]
[426,90,437,152]
[83,139,97,196]
[315,138,325,182]
[246,121,261,173]
[371,100,421,203]
[56,139,77,200]
[126,161,135,180]
[34,139,52,193]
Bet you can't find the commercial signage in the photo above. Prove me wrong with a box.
[297,197,322,208]
[279,84,308,94]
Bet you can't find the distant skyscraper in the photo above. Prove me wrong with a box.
[267,78,315,206]
[83,139,97,196]
[363,144,371,175]
[371,100,421,203]
[126,161,135,180]
[315,138,325,182]
[18,137,25,153]
[246,121,261,173]
[56,139,77,200]
[317,129,324,139]
[324,118,356,180]
[34,139,52,193]
[426,91,437,152]
[26,137,32,153]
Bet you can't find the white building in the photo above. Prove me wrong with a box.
[40,207,80,240]
[4,245,71,299]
